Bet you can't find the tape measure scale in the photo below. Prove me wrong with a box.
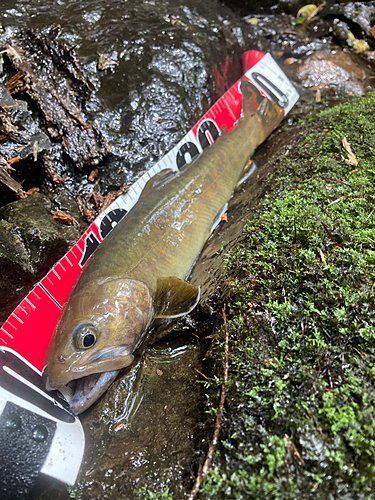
[0,51,299,372]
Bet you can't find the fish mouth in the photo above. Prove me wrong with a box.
[44,369,120,415]
[69,370,120,415]
[44,347,136,415]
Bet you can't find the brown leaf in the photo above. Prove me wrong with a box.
[371,25,375,39]
[88,168,98,182]
[53,210,73,226]
[284,57,298,65]
[342,137,358,166]
[7,156,21,165]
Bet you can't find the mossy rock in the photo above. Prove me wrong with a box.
[197,94,375,499]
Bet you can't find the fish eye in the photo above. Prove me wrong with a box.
[73,324,98,350]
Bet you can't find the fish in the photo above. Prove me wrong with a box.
[43,79,284,414]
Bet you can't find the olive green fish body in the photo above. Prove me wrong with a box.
[44,80,284,410]
[80,116,260,293]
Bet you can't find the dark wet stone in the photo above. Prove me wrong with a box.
[0,0,252,199]
[328,1,374,37]
[74,340,203,500]
[5,26,111,170]
[0,192,86,323]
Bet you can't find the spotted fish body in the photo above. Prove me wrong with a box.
[77,83,282,294]
[44,80,284,413]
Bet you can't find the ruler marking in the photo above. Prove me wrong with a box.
[52,269,61,280]
[47,276,53,285]
[39,283,63,309]
[18,306,27,315]
[65,256,73,266]
[222,96,236,121]
[59,262,66,272]
[0,337,7,345]
[12,313,24,325]
[7,321,17,330]
[25,298,36,309]
[70,248,78,259]
[1,326,13,339]
[32,290,40,300]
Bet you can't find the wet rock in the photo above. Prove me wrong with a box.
[0,0,253,198]
[329,1,374,38]
[74,340,203,499]
[0,84,52,202]
[5,26,111,170]
[221,0,323,16]
[0,192,86,323]
[291,50,374,96]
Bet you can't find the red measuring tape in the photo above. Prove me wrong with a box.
[0,51,298,372]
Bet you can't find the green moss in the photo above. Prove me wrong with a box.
[134,485,174,500]
[201,94,375,499]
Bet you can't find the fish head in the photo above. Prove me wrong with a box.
[43,278,153,390]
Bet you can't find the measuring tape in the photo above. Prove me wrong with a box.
[0,51,299,373]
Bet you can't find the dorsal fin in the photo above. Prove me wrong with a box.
[139,169,177,199]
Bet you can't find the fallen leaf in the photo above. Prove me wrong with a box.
[348,31,370,53]
[88,168,98,182]
[371,25,375,39]
[97,52,118,71]
[353,39,370,53]
[295,4,322,25]
[284,57,298,65]
[53,210,73,226]
[156,369,163,376]
[221,213,228,222]
[342,137,358,166]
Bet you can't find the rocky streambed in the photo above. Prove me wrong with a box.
[0,0,375,499]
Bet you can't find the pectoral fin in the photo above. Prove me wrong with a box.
[153,276,200,319]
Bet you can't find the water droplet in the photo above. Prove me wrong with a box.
[5,414,21,430]
[32,424,48,442]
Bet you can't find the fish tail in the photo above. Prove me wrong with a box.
[240,78,285,144]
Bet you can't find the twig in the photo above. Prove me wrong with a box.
[321,222,342,248]
[306,2,325,24]
[319,205,331,218]
[194,368,211,381]
[318,248,327,266]
[322,176,350,186]
[187,305,229,500]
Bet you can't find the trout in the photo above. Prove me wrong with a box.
[43,80,284,414]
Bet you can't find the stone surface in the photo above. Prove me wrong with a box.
[293,50,372,95]
[75,340,203,499]
[0,192,86,322]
